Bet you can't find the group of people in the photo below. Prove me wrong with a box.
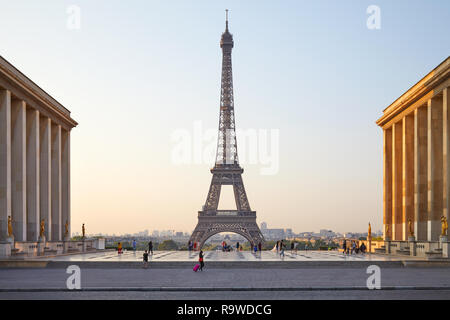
[232,241,263,253]
[222,241,233,251]
[188,241,197,251]
[274,240,287,257]
[117,240,154,254]
[117,240,154,269]
[252,242,262,254]
[274,240,309,257]
[188,240,268,253]
[342,240,366,255]
[224,241,263,253]
[121,238,371,270]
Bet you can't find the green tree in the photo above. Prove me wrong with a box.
[158,240,178,250]
[202,243,217,251]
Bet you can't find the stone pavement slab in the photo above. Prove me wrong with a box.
[1,267,450,290]
[2,289,450,300]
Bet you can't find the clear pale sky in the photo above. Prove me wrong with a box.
[1,1,449,235]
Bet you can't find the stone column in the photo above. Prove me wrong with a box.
[414,106,428,240]
[443,88,450,226]
[11,100,27,241]
[402,115,414,240]
[383,127,393,240]
[427,96,443,241]
[61,129,70,240]
[40,117,51,240]
[392,121,403,240]
[51,124,61,241]
[0,90,11,241]
[26,108,40,241]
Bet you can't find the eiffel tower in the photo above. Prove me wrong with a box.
[189,11,264,249]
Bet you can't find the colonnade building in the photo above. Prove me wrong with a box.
[376,57,450,243]
[0,56,77,244]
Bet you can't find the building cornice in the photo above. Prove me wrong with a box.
[376,56,450,128]
[0,55,78,128]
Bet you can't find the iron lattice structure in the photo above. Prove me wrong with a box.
[189,13,264,249]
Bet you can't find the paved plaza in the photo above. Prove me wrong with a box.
[1,250,450,299]
[2,290,450,300]
[1,265,450,299]
[1,251,449,299]
[36,249,420,262]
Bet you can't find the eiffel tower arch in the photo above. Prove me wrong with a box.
[189,11,264,249]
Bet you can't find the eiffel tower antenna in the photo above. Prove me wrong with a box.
[225,9,229,30]
[189,13,264,250]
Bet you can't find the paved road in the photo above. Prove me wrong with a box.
[1,267,450,299]
[1,290,450,300]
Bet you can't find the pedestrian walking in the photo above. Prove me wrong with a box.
[132,239,137,252]
[199,250,205,271]
[280,240,285,257]
[148,241,153,255]
[360,242,367,254]
[118,242,123,254]
[342,240,347,255]
[143,250,149,268]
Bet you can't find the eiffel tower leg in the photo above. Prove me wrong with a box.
[189,223,207,250]
[233,174,250,211]
[204,178,221,211]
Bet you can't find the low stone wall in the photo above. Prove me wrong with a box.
[384,240,447,258]
[13,242,40,256]
[1,238,104,258]
[415,241,440,256]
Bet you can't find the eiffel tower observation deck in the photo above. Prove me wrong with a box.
[189,11,264,248]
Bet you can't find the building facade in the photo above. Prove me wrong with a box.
[376,57,450,243]
[0,56,77,245]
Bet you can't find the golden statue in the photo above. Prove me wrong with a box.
[408,218,414,236]
[64,220,69,237]
[442,216,448,236]
[368,222,372,239]
[82,223,85,238]
[40,219,45,238]
[7,216,13,237]
[385,224,390,236]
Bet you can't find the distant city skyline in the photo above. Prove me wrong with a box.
[1,1,449,235]
[73,221,382,239]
